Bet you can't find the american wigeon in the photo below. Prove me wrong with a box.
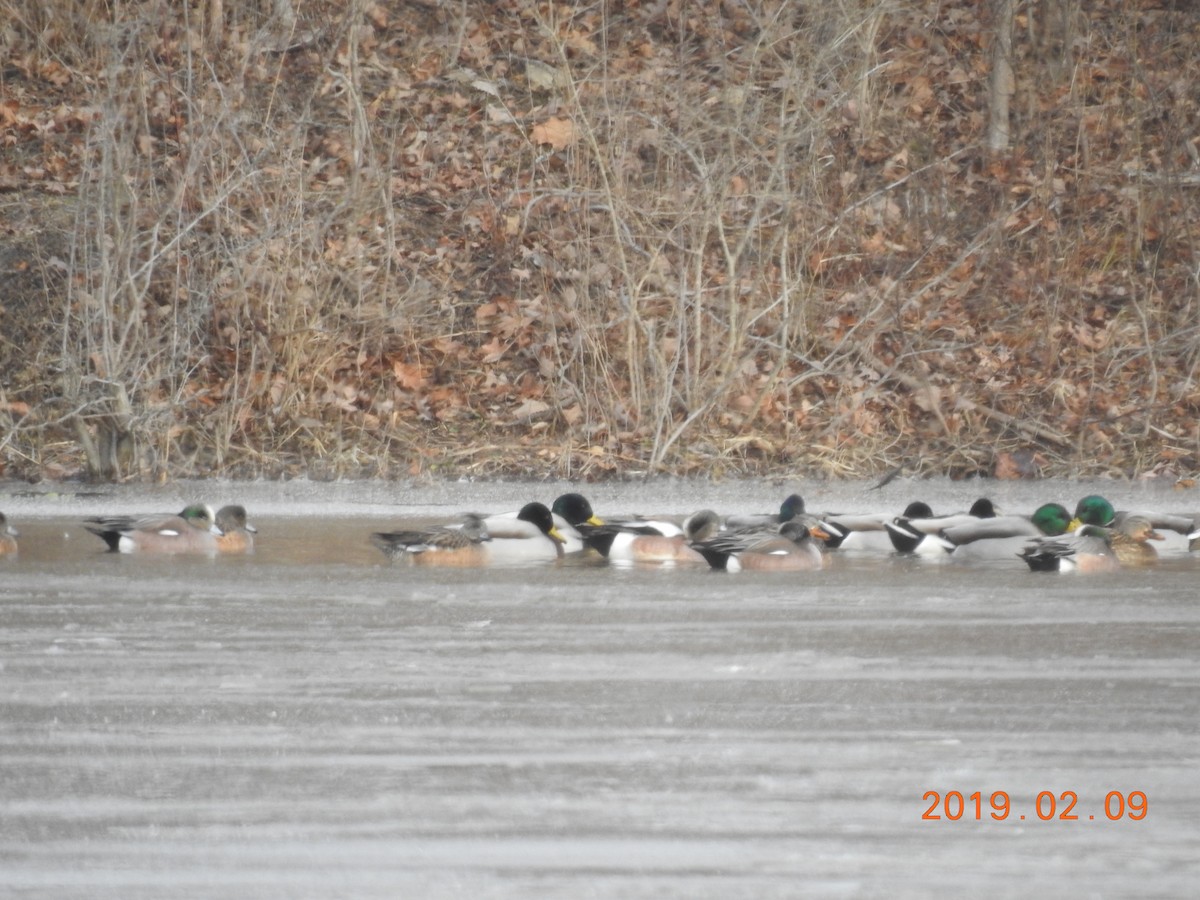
[1019,524,1119,573]
[0,512,18,556]
[579,509,720,564]
[215,505,257,554]
[84,503,222,554]
[693,520,830,572]
[373,502,565,566]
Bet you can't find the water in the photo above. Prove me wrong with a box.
[2,479,1199,897]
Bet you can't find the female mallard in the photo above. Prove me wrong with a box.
[1108,515,1163,567]
[84,504,222,554]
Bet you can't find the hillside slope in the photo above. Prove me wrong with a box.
[2,0,1199,482]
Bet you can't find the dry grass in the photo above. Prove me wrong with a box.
[2,0,1199,481]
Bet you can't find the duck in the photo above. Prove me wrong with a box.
[371,514,492,566]
[1108,515,1163,567]
[884,498,998,555]
[550,492,604,553]
[692,520,830,572]
[821,501,933,552]
[1070,494,1115,529]
[372,502,565,566]
[0,512,18,556]
[939,503,1073,561]
[941,503,1071,545]
[578,509,720,564]
[83,503,222,554]
[1019,524,1119,573]
[214,505,257,554]
[478,493,599,554]
[1073,494,1195,553]
[723,493,808,530]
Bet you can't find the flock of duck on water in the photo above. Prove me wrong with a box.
[365,492,1200,572]
[5,491,1196,573]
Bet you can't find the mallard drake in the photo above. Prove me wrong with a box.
[1069,495,1116,529]
[373,503,565,566]
[1109,515,1163,567]
[478,493,599,554]
[578,509,720,564]
[1074,495,1196,551]
[214,505,257,554]
[1019,524,1119,573]
[820,501,934,552]
[549,492,604,553]
[84,504,222,554]
[936,502,1073,562]
[885,498,998,555]
[0,512,18,556]
[723,493,808,530]
[692,520,829,572]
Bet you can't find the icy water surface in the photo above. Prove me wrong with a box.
[2,479,1199,898]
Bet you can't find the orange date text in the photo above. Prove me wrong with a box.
[921,790,1148,822]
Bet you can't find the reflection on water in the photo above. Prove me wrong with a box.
[2,481,1200,896]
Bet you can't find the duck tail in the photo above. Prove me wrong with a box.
[576,524,619,558]
[83,525,123,553]
[370,531,421,559]
[691,543,734,571]
[884,519,924,554]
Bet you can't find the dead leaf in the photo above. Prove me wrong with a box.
[531,117,575,150]
[994,450,1046,479]
[525,60,564,90]
[471,79,501,99]
[510,398,550,422]
[486,104,518,124]
[392,359,427,391]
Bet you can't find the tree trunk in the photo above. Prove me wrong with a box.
[987,0,1015,153]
